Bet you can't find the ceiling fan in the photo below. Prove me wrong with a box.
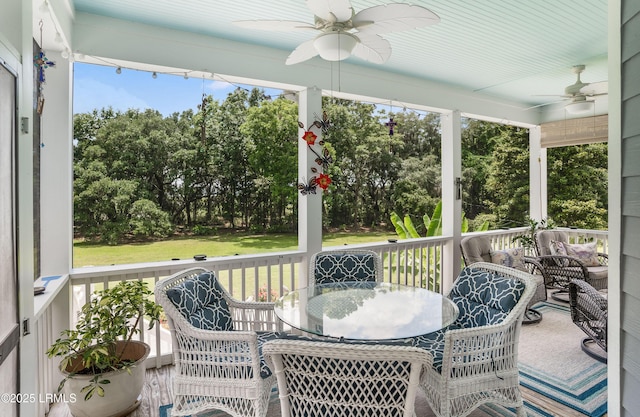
[234,0,440,65]
[535,65,608,114]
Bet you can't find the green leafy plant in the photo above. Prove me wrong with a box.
[389,202,489,291]
[390,201,489,239]
[46,280,162,400]
[512,217,555,252]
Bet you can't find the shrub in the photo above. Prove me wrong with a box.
[129,199,173,238]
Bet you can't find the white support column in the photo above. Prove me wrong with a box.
[297,87,323,286]
[18,0,36,415]
[40,52,73,275]
[441,110,462,294]
[529,126,547,221]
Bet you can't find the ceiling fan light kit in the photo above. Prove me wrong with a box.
[314,32,358,61]
[565,100,594,115]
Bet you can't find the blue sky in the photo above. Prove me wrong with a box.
[73,63,283,116]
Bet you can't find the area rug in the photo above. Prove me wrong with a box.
[518,301,607,417]
[160,301,607,417]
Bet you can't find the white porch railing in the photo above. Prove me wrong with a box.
[32,228,608,415]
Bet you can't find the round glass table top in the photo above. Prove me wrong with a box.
[274,281,459,341]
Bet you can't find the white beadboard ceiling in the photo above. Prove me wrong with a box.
[64,0,608,111]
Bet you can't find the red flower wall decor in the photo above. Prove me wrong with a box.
[317,173,332,190]
[298,118,331,195]
[302,130,317,145]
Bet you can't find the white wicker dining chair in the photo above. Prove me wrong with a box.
[309,249,383,286]
[155,267,283,417]
[414,262,536,417]
[262,339,431,417]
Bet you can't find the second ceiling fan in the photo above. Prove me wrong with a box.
[234,0,440,65]
[535,65,608,114]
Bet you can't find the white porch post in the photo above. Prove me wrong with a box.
[529,126,547,221]
[441,110,462,294]
[297,87,323,287]
[40,52,73,275]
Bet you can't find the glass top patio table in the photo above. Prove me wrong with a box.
[274,281,459,341]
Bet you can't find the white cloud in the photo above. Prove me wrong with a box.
[207,80,233,92]
[74,78,151,114]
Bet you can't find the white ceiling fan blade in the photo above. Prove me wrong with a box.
[306,0,353,23]
[233,20,316,32]
[351,34,391,64]
[581,81,608,96]
[522,99,566,111]
[353,4,440,34]
[286,39,320,65]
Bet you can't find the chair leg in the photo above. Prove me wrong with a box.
[523,308,542,325]
[581,337,607,364]
[515,405,527,417]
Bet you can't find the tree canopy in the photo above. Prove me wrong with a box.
[73,89,608,244]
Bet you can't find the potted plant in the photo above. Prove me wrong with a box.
[512,217,555,255]
[46,280,162,417]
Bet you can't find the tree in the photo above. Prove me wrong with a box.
[241,97,298,230]
[484,126,531,226]
[129,199,173,238]
[207,88,260,228]
[75,175,138,244]
[547,143,608,229]
[461,118,502,219]
[392,155,441,220]
[322,99,404,228]
[394,111,441,158]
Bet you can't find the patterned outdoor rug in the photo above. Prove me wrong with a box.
[160,302,607,417]
[518,301,608,417]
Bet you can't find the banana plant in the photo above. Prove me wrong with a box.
[390,201,488,238]
[389,201,489,291]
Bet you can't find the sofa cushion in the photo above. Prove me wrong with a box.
[490,247,527,272]
[166,271,234,331]
[449,267,526,328]
[564,242,600,267]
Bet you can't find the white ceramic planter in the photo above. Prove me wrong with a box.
[61,340,150,417]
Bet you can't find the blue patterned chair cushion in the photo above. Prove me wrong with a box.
[412,330,448,373]
[313,253,377,284]
[256,331,280,378]
[166,271,234,331]
[449,267,526,328]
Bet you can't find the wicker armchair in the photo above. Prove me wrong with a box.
[415,262,536,417]
[154,267,282,417]
[568,279,608,363]
[309,249,383,286]
[534,230,608,301]
[262,339,430,417]
[460,235,547,324]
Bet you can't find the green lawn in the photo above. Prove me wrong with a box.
[73,231,395,267]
